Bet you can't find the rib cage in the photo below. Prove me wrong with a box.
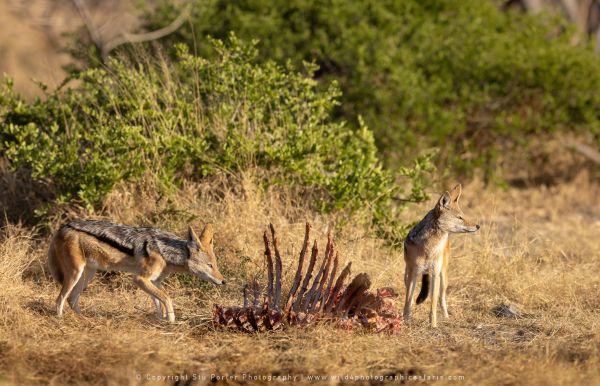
[212,223,402,333]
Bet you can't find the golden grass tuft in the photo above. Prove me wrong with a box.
[0,174,599,385]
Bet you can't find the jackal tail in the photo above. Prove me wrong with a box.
[415,274,429,304]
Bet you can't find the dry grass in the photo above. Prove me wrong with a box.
[0,173,599,385]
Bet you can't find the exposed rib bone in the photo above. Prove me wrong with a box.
[293,240,318,312]
[302,240,329,310]
[324,262,352,312]
[243,285,249,308]
[306,235,333,311]
[252,279,260,308]
[311,235,334,311]
[336,273,371,315]
[320,252,339,312]
[263,232,274,307]
[269,224,283,310]
[284,223,310,314]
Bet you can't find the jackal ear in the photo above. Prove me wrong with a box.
[449,183,462,203]
[438,191,452,209]
[187,226,200,250]
[199,223,214,248]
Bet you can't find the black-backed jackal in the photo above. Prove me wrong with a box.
[403,184,480,327]
[48,220,224,322]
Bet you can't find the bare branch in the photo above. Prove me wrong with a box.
[72,0,191,61]
[565,138,600,164]
[571,0,594,45]
[72,0,103,50]
[101,4,191,59]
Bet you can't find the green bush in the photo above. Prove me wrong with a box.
[1,36,427,244]
[147,0,600,179]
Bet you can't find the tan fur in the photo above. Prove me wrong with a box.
[48,223,222,322]
[403,184,479,327]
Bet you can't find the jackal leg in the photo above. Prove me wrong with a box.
[151,277,168,319]
[439,267,449,319]
[403,266,419,322]
[440,241,450,318]
[56,264,85,317]
[68,266,97,314]
[133,276,175,322]
[429,270,441,327]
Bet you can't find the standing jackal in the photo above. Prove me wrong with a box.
[403,184,479,327]
[48,220,224,322]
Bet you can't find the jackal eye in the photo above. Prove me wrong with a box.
[207,263,213,269]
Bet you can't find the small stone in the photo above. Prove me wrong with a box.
[492,303,522,318]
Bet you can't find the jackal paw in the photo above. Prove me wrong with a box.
[69,303,81,314]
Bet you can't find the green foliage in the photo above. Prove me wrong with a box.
[147,0,600,179]
[1,36,424,243]
[1,75,148,205]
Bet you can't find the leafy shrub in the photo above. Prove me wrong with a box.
[0,36,427,244]
[147,0,600,180]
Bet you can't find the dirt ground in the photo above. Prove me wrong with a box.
[0,174,599,385]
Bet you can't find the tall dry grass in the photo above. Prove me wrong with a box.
[0,173,599,385]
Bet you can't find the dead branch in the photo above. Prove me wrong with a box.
[101,4,191,59]
[565,138,600,164]
[72,0,191,61]
[72,0,103,51]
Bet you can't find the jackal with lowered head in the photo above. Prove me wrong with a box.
[48,220,224,322]
[403,184,479,327]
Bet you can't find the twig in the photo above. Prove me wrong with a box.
[565,138,600,164]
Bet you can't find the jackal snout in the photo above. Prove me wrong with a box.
[436,184,480,234]
[187,224,226,285]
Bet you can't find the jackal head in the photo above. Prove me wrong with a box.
[186,224,225,285]
[436,184,480,234]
